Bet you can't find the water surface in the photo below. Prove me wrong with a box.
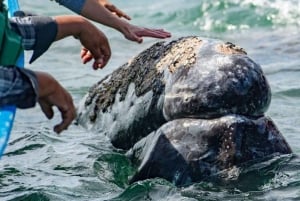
[1,0,300,200]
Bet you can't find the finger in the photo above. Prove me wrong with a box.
[81,48,94,64]
[80,47,88,58]
[136,28,172,38]
[39,100,54,119]
[126,34,143,43]
[93,57,104,70]
[82,53,93,64]
[126,26,170,43]
[136,37,143,44]
[54,103,76,134]
[99,50,111,68]
[114,10,131,20]
[89,50,104,69]
[105,5,131,20]
[90,45,111,69]
[119,13,131,20]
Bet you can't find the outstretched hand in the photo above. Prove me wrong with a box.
[97,0,172,42]
[123,24,172,43]
[80,0,171,44]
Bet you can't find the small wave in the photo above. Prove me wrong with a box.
[155,0,300,33]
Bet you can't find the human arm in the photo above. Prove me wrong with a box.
[80,0,171,43]
[53,0,130,19]
[9,13,58,63]
[0,66,76,133]
[10,13,111,69]
[54,0,171,43]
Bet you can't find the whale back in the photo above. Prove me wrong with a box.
[77,36,271,150]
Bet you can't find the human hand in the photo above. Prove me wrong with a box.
[54,16,111,70]
[80,1,171,43]
[36,71,76,134]
[120,23,172,43]
[99,0,131,20]
[77,20,111,69]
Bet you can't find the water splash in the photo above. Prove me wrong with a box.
[153,0,300,33]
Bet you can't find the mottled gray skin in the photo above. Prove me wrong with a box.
[77,36,272,150]
[77,36,291,185]
[126,115,292,186]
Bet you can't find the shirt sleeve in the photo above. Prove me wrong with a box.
[9,11,58,64]
[53,0,86,14]
[0,66,38,109]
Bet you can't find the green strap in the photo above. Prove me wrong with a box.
[0,6,23,65]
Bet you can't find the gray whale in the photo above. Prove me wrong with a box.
[77,36,292,185]
[126,115,291,186]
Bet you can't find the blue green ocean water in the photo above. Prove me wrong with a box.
[1,0,300,200]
